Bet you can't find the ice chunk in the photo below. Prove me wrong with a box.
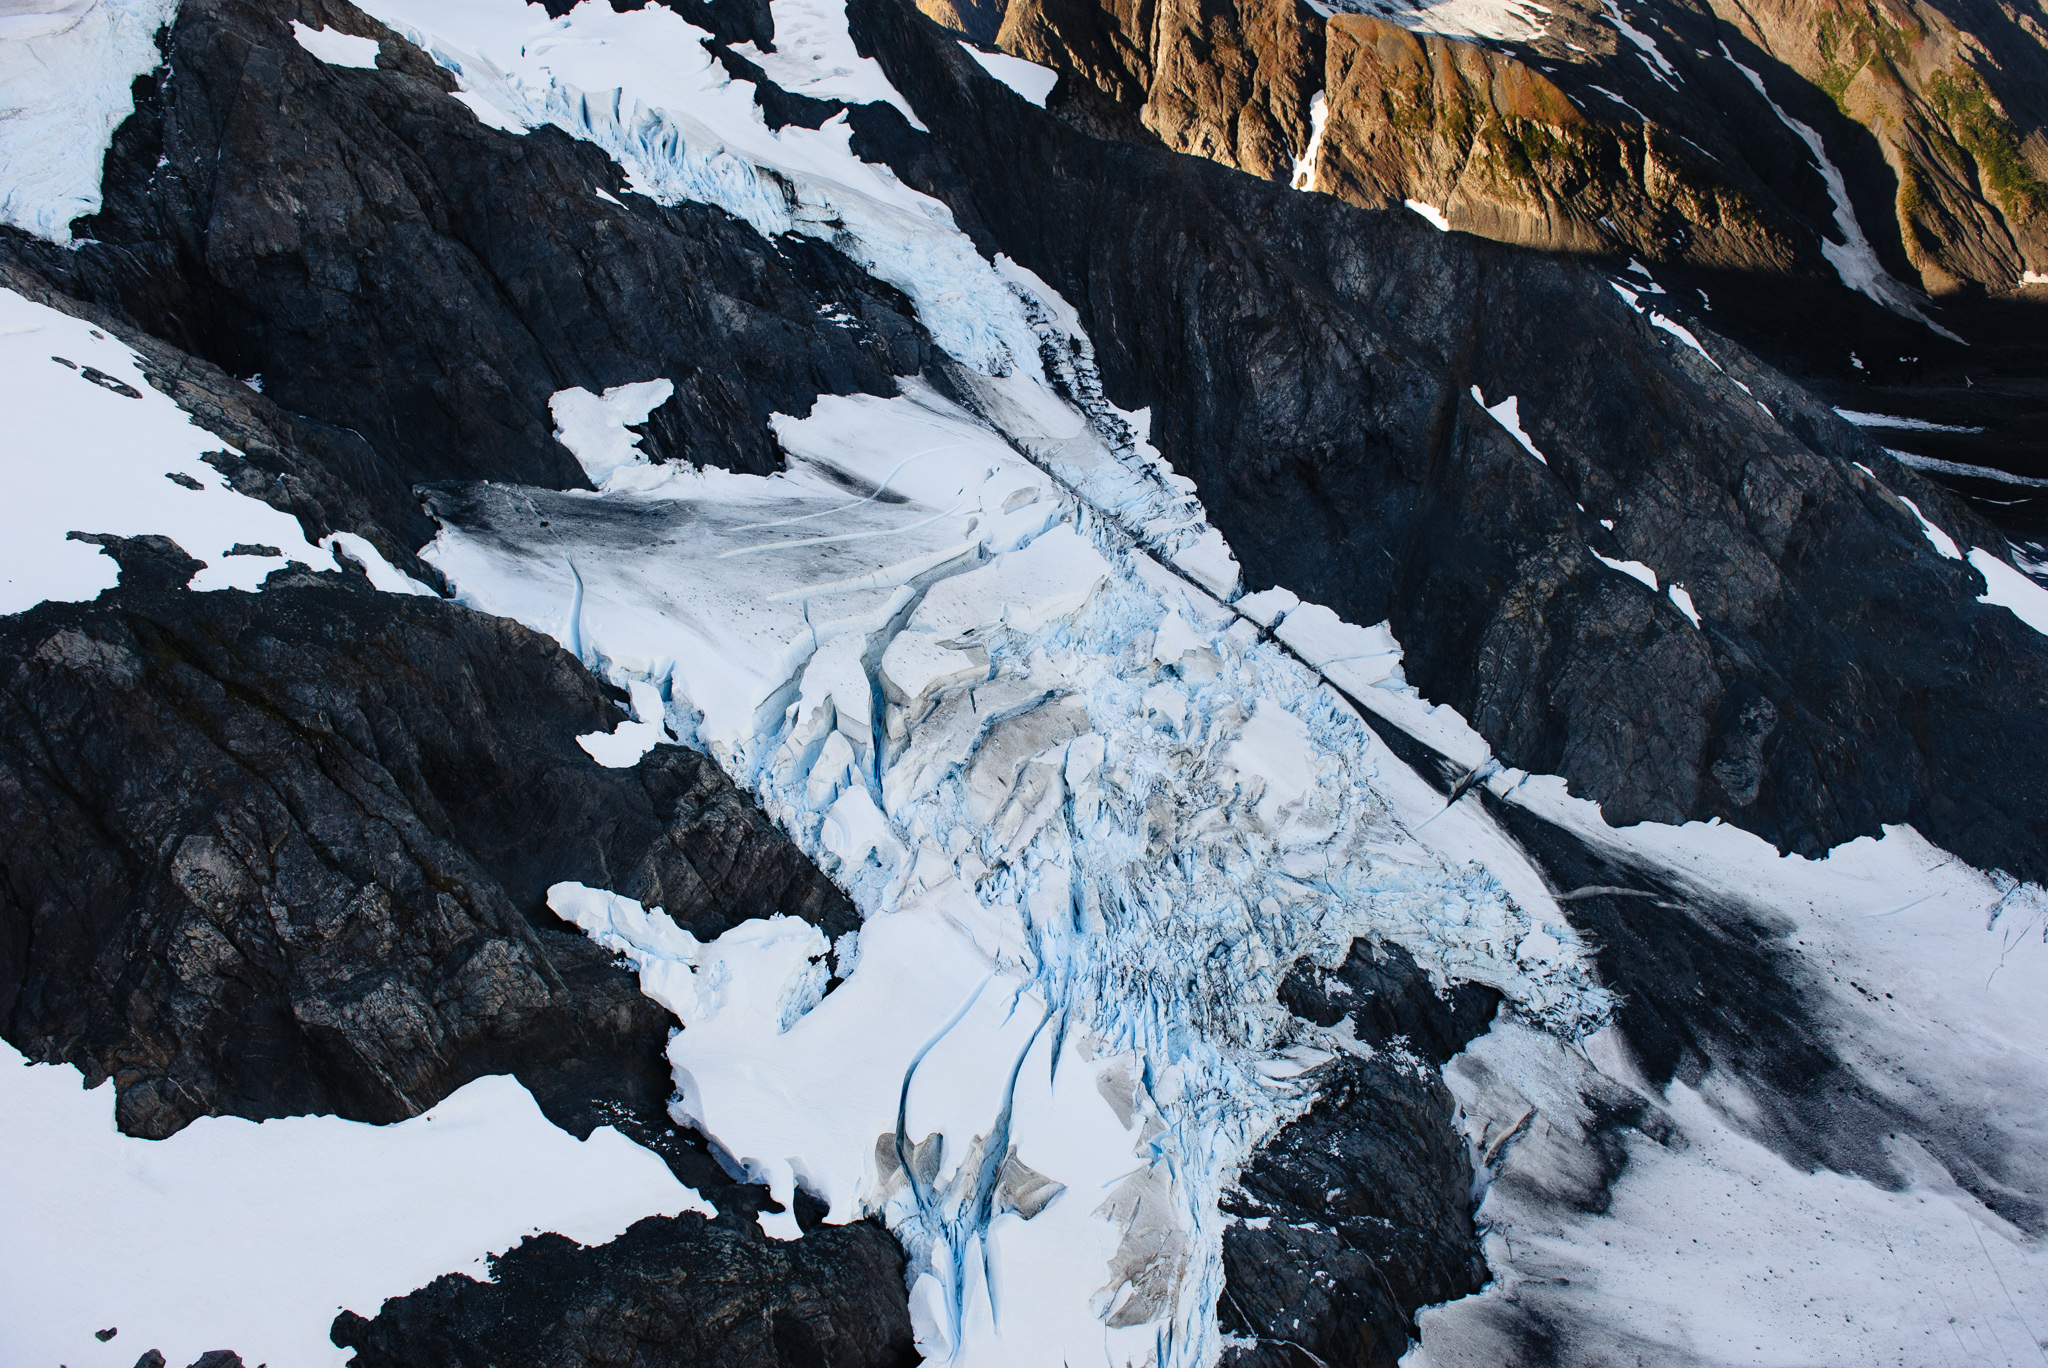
[1171,524,1242,598]
[1235,586,1300,627]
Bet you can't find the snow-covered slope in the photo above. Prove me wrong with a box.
[1,1041,710,1368]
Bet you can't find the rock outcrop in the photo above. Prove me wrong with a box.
[0,572,852,1138]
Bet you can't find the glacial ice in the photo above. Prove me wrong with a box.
[18,0,2041,1359]
[357,0,1046,377]
[427,366,1610,1364]
[0,1039,711,1368]
[0,0,176,243]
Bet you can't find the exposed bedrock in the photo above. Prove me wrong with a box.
[0,566,909,1363]
[2,0,931,549]
[849,0,2048,881]
[332,1212,918,1368]
[0,572,852,1138]
[947,0,2048,504]
[1217,941,1502,1368]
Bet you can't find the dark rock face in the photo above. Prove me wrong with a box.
[1220,942,1501,1368]
[331,1212,918,1368]
[0,567,913,1365]
[0,573,850,1140]
[6,0,931,550]
[846,0,2048,881]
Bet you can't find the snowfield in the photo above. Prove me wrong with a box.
[0,1042,712,1368]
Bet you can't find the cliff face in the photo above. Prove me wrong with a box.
[966,0,2048,300]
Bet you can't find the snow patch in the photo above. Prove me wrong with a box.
[550,378,675,488]
[958,41,1058,106]
[1724,46,1961,341]
[732,0,926,129]
[291,19,380,68]
[1666,581,1700,626]
[578,677,673,766]
[1602,0,1676,86]
[1835,407,1985,433]
[1888,450,2048,488]
[0,1039,710,1368]
[1895,493,1961,559]
[1470,386,1545,464]
[1968,547,2048,636]
[1306,0,1550,44]
[0,288,330,614]
[322,531,439,596]
[1405,198,1451,231]
[1591,549,1658,590]
[1291,89,1328,191]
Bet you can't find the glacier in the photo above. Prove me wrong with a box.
[0,0,175,243]
[425,367,1610,1365]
